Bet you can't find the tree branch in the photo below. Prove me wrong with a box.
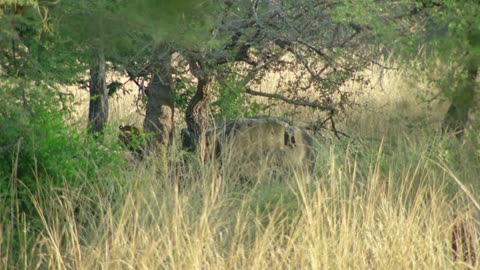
[245,88,335,111]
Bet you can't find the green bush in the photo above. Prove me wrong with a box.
[0,83,123,214]
[212,74,267,120]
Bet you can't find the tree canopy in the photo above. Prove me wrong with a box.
[1,0,478,158]
[334,0,479,135]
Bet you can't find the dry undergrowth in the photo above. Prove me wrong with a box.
[2,145,478,269]
[1,64,479,269]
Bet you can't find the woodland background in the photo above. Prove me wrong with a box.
[0,0,479,269]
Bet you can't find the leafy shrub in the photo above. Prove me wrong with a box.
[0,83,123,214]
[212,74,267,120]
[174,76,197,110]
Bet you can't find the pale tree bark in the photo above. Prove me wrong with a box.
[87,49,108,140]
[185,76,214,162]
[143,46,174,153]
[185,55,215,161]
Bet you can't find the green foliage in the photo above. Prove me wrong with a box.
[122,0,218,48]
[332,0,480,132]
[0,82,124,215]
[334,1,480,56]
[0,2,85,84]
[250,182,299,220]
[174,77,197,110]
[107,80,123,96]
[212,75,267,120]
[0,82,126,265]
[439,126,480,174]
[0,0,37,4]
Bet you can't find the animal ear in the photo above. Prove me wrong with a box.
[284,130,296,147]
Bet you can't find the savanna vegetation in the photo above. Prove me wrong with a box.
[0,0,479,269]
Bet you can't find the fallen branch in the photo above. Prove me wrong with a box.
[245,88,335,111]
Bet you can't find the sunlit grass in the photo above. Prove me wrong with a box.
[1,64,479,269]
[1,137,478,269]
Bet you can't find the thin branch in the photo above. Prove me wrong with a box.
[304,125,351,139]
[318,111,350,139]
[328,111,341,139]
[245,88,335,111]
[296,38,331,62]
[288,48,328,82]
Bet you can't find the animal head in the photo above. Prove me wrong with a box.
[118,124,145,159]
[119,124,141,135]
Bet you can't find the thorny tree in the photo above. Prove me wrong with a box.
[173,0,380,158]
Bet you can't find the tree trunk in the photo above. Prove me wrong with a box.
[442,57,478,139]
[87,50,108,140]
[143,47,174,151]
[185,74,214,162]
[442,27,479,139]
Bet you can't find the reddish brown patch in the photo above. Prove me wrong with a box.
[119,125,145,159]
[452,216,478,266]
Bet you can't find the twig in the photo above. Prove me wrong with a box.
[304,125,351,139]
[245,88,335,111]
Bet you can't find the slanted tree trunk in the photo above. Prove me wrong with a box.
[87,50,108,140]
[143,47,174,152]
[185,58,214,162]
[442,28,479,139]
[442,57,478,139]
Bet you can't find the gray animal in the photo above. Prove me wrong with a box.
[181,116,321,179]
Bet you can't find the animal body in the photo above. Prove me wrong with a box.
[118,125,145,159]
[182,116,322,180]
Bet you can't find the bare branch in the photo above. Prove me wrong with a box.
[288,48,328,82]
[245,88,335,111]
[296,38,331,62]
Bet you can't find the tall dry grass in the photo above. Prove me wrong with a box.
[1,63,479,269]
[1,138,479,269]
